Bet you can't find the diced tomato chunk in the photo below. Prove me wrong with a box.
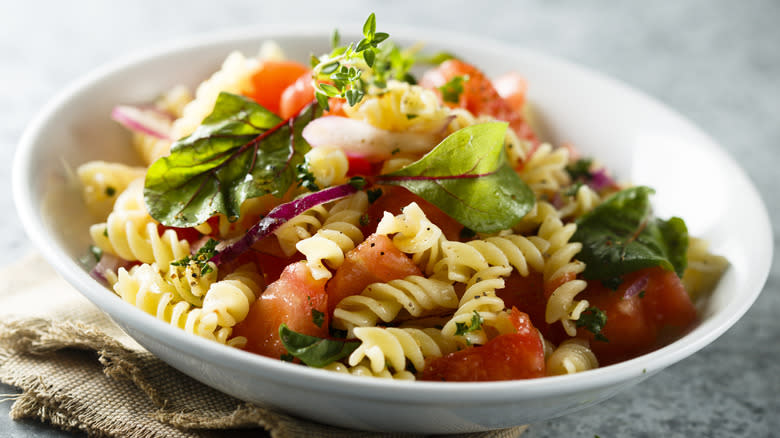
[279,71,315,119]
[326,234,421,316]
[420,59,537,144]
[246,60,309,116]
[498,271,568,345]
[578,267,697,365]
[361,185,463,241]
[421,309,545,381]
[234,262,328,360]
[493,72,528,113]
[346,155,376,177]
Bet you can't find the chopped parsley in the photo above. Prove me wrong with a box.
[439,75,468,104]
[171,238,218,275]
[576,307,608,342]
[296,163,319,192]
[565,158,594,181]
[367,188,383,203]
[89,245,103,262]
[454,310,483,336]
[312,309,325,328]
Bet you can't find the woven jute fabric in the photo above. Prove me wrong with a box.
[0,254,528,438]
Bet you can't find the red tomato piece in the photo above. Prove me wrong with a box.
[279,71,314,119]
[361,185,463,241]
[346,155,375,177]
[420,59,537,144]
[498,271,568,345]
[578,267,697,365]
[421,309,545,381]
[156,224,203,244]
[246,60,309,116]
[326,234,421,316]
[234,261,328,360]
[493,72,528,114]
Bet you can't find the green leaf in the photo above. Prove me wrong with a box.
[439,75,468,104]
[363,12,376,39]
[576,306,608,342]
[331,28,340,49]
[454,310,483,336]
[378,122,534,233]
[144,92,319,227]
[572,186,689,279]
[279,324,360,368]
[363,48,376,67]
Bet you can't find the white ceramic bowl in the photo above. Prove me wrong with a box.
[12,26,772,433]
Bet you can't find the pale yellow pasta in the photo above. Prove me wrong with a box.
[131,85,193,165]
[518,143,571,197]
[200,264,264,348]
[90,179,190,268]
[304,146,350,188]
[193,194,278,239]
[322,360,416,380]
[296,192,369,280]
[682,237,729,302]
[538,213,588,337]
[441,267,507,346]
[77,161,146,219]
[375,202,446,274]
[558,184,602,220]
[435,235,548,283]
[165,262,218,307]
[272,204,329,256]
[344,80,450,134]
[546,339,599,376]
[333,275,458,334]
[512,200,560,234]
[349,327,458,374]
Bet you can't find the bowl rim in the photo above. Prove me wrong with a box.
[12,23,774,403]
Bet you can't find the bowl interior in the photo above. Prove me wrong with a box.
[12,27,773,432]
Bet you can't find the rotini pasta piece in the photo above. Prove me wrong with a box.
[349,327,458,374]
[322,360,416,380]
[165,262,219,306]
[304,146,349,188]
[194,194,277,239]
[682,237,729,302]
[344,80,451,134]
[77,161,146,219]
[90,180,190,268]
[518,143,571,197]
[296,192,368,280]
[512,200,560,235]
[332,275,458,334]
[538,214,588,337]
[131,86,193,165]
[272,204,329,256]
[447,107,531,167]
[440,267,508,346]
[434,235,548,283]
[375,202,446,275]
[557,184,602,221]
[200,264,264,348]
[546,338,599,376]
[113,264,229,344]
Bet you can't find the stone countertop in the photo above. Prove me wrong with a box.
[1,1,778,437]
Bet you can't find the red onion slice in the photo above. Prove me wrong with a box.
[111,105,172,140]
[588,168,617,192]
[210,182,359,265]
[89,252,131,285]
[623,273,650,299]
[302,116,444,162]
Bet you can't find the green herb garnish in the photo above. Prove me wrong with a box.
[454,310,484,336]
[89,245,103,262]
[377,122,534,233]
[144,93,319,227]
[296,163,320,192]
[311,309,325,328]
[576,307,608,342]
[171,238,218,275]
[439,75,468,103]
[279,324,359,367]
[366,188,383,203]
[572,186,688,280]
[566,158,594,181]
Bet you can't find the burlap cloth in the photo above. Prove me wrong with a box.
[0,253,528,438]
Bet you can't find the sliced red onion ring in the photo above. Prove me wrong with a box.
[623,273,650,299]
[302,116,444,162]
[588,168,617,192]
[210,182,359,265]
[89,252,131,285]
[111,105,172,140]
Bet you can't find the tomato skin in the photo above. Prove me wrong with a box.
[279,71,315,119]
[420,59,537,144]
[326,234,421,316]
[498,271,569,345]
[421,309,545,381]
[247,60,309,115]
[493,72,528,113]
[361,185,463,241]
[234,261,328,359]
[345,155,375,177]
[578,267,697,365]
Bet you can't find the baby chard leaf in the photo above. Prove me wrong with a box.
[279,324,360,368]
[572,186,688,280]
[377,122,534,233]
[144,93,320,227]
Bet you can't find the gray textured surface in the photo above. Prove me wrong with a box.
[1,1,778,437]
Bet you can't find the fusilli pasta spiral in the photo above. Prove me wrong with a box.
[349,326,459,374]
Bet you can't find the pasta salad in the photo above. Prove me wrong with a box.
[79,14,728,381]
